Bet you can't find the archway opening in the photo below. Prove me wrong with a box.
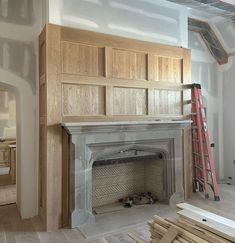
[0,84,17,206]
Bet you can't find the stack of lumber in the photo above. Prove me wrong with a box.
[148,203,235,243]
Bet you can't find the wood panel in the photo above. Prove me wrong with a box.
[112,49,147,80]
[62,84,105,116]
[148,55,182,83]
[62,129,69,227]
[113,87,147,115]
[39,41,46,77]
[62,41,105,76]
[39,24,192,230]
[149,90,182,115]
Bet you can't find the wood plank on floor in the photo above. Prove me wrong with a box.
[177,209,235,242]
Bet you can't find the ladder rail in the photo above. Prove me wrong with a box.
[192,87,209,196]
[197,88,220,198]
[191,84,220,201]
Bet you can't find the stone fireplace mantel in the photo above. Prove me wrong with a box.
[62,120,192,228]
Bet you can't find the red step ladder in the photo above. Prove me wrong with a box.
[191,83,220,201]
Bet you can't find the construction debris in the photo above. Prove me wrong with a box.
[119,192,158,208]
[147,203,235,243]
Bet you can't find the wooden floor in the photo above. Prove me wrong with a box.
[0,185,16,206]
[0,182,234,243]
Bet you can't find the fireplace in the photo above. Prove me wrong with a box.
[63,120,191,228]
[92,154,165,211]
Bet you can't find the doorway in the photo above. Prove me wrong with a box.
[0,86,17,206]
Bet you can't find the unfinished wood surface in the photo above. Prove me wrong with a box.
[0,185,16,206]
[112,49,147,80]
[39,23,192,230]
[62,129,69,227]
[177,203,235,229]
[62,41,105,76]
[177,209,235,242]
[113,87,147,115]
[159,226,178,243]
[152,215,209,243]
[183,126,192,199]
[62,84,105,116]
[167,218,231,243]
[0,143,10,167]
[9,147,16,184]
[59,24,191,121]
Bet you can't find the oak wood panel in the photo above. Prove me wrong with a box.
[39,124,47,223]
[39,24,192,231]
[62,41,105,77]
[61,74,192,90]
[150,90,182,115]
[182,49,192,117]
[112,49,147,80]
[183,126,192,199]
[113,87,147,115]
[39,84,46,117]
[39,25,47,228]
[39,41,46,77]
[61,26,184,58]
[62,129,69,227]
[158,57,182,83]
[46,25,62,230]
[62,84,105,116]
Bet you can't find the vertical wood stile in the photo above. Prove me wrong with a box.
[105,47,114,116]
[46,24,63,230]
[147,53,154,81]
[147,54,154,116]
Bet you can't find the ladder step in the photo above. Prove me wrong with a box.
[194,165,203,171]
[193,152,209,157]
[195,178,214,189]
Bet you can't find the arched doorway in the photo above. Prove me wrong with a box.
[0,84,17,206]
[0,69,38,219]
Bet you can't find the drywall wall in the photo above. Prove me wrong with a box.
[0,0,43,218]
[222,57,235,180]
[188,31,222,179]
[0,89,16,138]
[48,0,188,47]
[213,19,235,53]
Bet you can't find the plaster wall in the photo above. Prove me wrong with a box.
[0,0,43,218]
[222,57,235,181]
[48,0,188,47]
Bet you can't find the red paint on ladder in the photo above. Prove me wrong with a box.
[191,83,220,201]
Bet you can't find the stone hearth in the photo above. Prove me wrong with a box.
[63,120,191,228]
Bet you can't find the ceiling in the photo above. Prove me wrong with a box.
[166,0,235,20]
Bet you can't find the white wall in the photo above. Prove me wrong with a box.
[49,0,188,47]
[0,0,43,218]
[188,31,223,179]
[222,57,235,180]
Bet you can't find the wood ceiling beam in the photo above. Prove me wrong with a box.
[188,18,228,64]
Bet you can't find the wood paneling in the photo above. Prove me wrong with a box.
[148,55,182,82]
[150,90,182,115]
[39,24,192,230]
[62,42,105,76]
[112,49,147,80]
[62,84,105,116]
[62,129,69,227]
[39,41,46,77]
[113,87,147,115]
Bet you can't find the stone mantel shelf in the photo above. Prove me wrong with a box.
[62,120,192,134]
